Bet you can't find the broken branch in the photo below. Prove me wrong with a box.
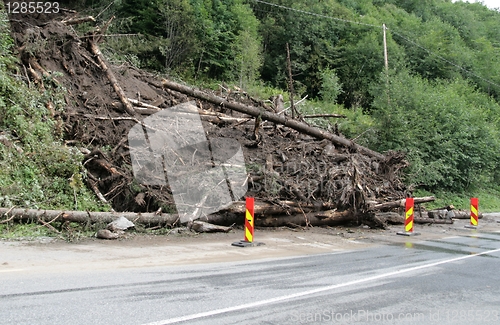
[89,41,136,116]
[371,196,435,211]
[303,114,347,119]
[61,16,96,26]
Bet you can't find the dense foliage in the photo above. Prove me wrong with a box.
[371,70,500,190]
[81,0,262,86]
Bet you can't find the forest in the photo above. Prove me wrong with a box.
[1,0,500,216]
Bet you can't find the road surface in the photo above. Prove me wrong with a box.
[1,219,499,324]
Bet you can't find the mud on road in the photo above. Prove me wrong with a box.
[1,217,498,275]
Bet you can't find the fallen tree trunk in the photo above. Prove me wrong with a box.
[0,203,312,225]
[189,221,232,233]
[373,212,404,225]
[161,79,385,160]
[416,218,454,224]
[3,198,449,228]
[25,64,43,89]
[371,196,435,211]
[89,41,136,116]
[255,210,363,228]
[0,206,372,228]
[221,201,317,216]
[374,212,454,225]
[29,57,60,84]
[0,208,178,226]
[127,100,251,124]
[62,16,96,25]
[1,205,454,229]
[128,98,161,111]
[452,210,483,219]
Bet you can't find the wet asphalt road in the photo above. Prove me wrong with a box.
[1,230,500,325]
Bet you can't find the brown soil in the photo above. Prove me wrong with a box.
[5,4,408,227]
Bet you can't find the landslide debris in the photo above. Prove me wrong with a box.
[5,6,409,228]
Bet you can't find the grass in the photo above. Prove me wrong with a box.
[0,223,55,239]
[414,188,500,212]
[0,220,113,242]
[0,221,187,242]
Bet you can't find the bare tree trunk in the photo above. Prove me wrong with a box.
[0,206,371,228]
[160,79,385,160]
[0,208,178,226]
[2,198,444,228]
[221,200,319,216]
[371,196,435,211]
[374,212,454,225]
[61,16,96,26]
[89,41,136,116]
[255,210,355,227]
[452,210,483,219]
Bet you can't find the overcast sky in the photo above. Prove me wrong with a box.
[452,0,500,10]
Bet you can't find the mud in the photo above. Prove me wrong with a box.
[1,217,499,274]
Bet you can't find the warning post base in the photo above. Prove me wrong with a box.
[231,240,265,247]
[464,225,478,229]
[396,231,420,236]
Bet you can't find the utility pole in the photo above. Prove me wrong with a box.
[383,24,390,106]
[286,43,296,119]
[383,23,388,73]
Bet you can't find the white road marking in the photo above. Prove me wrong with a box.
[142,247,500,325]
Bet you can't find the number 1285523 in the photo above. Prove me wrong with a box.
[6,2,60,14]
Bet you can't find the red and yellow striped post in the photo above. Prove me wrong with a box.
[470,198,479,227]
[244,197,254,243]
[232,197,263,247]
[405,197,414,233]
[397,197,419,236]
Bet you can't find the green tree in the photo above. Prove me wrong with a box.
[190,0,262,81]
[157,0,197,71]
[252,0,355,97]
[233,29,262,88]
[319,68,343,103]
[371,69,500,190]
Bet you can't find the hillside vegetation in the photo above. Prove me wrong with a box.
[0,10,107,211]
[2,0,500,211]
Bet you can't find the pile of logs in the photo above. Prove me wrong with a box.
[0,196,438,229]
